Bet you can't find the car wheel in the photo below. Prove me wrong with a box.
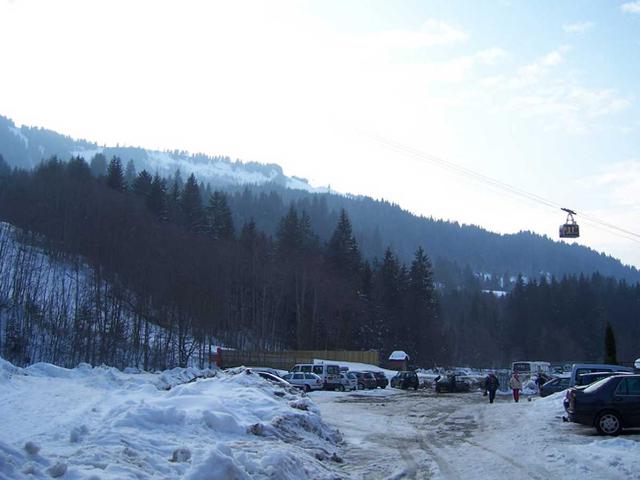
[596,411,622,436]
[304,384,311,393]
[337,384,345,392]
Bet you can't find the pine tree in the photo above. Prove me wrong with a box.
[90,153,107,177]
[106,157,126,192]
[276,205,301,256]
[132,170,153,198]
[66,156,91,181]
[604,322,618,365]
[0,154,10,177]
[326,209,361,278]
[147,174,167,220]
[407,246,438,362]
[124,159,137,187]
[207,191,235,241]
[181,173,206,233]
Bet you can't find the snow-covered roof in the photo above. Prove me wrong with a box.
[388,351,409,361]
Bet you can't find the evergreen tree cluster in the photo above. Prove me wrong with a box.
[0,155,638,368]
[0,157,440,365]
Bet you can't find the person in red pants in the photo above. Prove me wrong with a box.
[509,372,522,402]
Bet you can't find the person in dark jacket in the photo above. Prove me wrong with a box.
[484,372,500,403]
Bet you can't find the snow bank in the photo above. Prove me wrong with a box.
[0,359,344,479]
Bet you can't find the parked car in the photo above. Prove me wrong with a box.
[576,371,633,387]
[352,371,377,390]
[391,371,419,390]
[291,363,342,390]
[366,371,389,389]
[540,376,570,397]
[282,372,324,392]
[337,372,358,391]
[566,374,640,435]
[563,371,634,411]
[246,370,295,392]
[435,374,471,393]
[568,363,634,387]
[247,367,284,378]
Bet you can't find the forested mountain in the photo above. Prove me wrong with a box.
[1,114,638,286]
[0,157,638,369]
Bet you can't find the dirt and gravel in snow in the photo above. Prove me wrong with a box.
[311,389,640,480]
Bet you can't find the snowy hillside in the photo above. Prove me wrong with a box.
[0,359,344,479]
[0,222,205,370]
[0,115,327,193]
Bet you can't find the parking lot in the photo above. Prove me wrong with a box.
[311,389,640,480]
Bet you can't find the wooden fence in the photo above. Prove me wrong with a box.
[215,349,379,371]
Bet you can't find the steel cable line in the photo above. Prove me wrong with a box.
[362,131,640,244]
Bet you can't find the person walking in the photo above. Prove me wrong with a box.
[509,372,522,402]
[484,372,500,404]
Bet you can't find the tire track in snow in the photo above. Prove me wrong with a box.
[405,394,552,480]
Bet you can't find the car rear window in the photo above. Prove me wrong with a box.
[584,377,612,393]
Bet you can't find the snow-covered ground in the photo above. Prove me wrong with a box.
[3,355,639,479]
[312,388,640,479]
[0,358,344,479]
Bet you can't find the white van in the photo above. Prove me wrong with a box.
[291,363,341,390]
[511,361,551,376]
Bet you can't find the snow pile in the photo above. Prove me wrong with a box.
[0,359,344,479]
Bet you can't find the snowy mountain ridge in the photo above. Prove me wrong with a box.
[0,114,328,193]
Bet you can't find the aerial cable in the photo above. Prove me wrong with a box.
[361,131,640,244]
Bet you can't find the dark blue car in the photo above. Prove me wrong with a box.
[566,374,640,435]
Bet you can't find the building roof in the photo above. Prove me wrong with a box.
[388,350,409,361]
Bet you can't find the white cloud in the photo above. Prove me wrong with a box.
[576,160,640,210]
[562,21,595,33]
[366,19,468,50]
[514,46,570,86]
[472,46,632,134]
[349,19,468,62]
[621,1,640,13]
[474,47,508,65]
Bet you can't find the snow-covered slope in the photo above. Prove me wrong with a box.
[0,359,344,479]
[0,115,327,193]
[0,221,204,370]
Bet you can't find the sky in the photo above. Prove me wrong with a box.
[1,0,639,267]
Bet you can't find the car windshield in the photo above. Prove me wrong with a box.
[583,376,613,393]
[513,363,531,373]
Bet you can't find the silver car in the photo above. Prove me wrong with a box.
[282,372,323,392]
[337,372,358,391]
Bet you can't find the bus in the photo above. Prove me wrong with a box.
[511,361,551,376]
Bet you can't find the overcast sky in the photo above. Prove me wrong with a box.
[1,0,639,267]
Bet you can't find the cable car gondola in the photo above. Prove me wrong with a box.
[559,208,579,238]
